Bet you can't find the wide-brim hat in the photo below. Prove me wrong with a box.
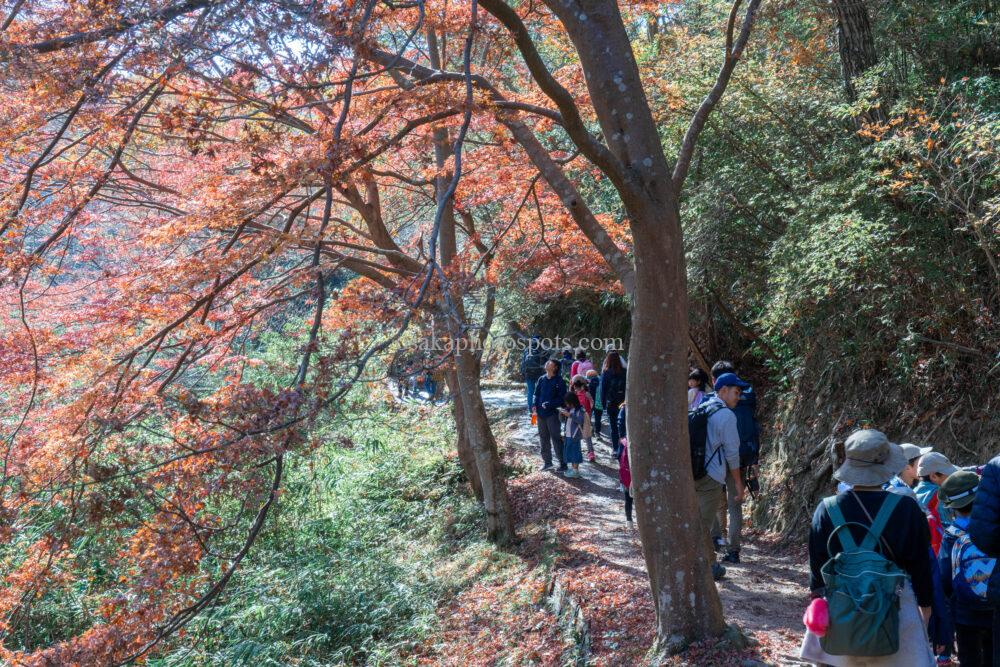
[833,430,907,487]
[940,470,980,509]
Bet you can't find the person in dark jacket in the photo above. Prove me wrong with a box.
[600,352,626,457]
[533,359,567,471]
[969,454,1000,666]
[521,335,547,413]
[586,370,602,438]
[800,429,936,666]
[939,471,992,667]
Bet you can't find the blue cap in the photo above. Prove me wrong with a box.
[713,372,750,392]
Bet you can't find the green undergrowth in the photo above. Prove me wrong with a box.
[151,395,517,667]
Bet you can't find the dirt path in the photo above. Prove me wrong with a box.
[484,388,812,666]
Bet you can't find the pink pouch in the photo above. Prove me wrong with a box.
[803,597,829,636]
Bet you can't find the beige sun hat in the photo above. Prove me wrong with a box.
[917,452,958,477]
[833,430,907,487]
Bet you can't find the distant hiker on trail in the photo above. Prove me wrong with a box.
[917,452,959,555]
[559,391,585,478]
[800,429,935,667]
[708,360,759,564]
[533,359,567,472]
[969,454,1000,666]
[559,348,574,381]
[521,335,548,413]
[693,373,747,581]
[600,351,626,458]
[885,443,932,500]
[688,368,710,410]
[618,431,634,530]
[571,375,596,462]
[937,471,992,667]
[586,369,602,443]
[570,349,594,379]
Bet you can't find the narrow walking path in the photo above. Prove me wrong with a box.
[484,388,812,665]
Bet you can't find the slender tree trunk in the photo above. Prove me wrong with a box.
[427,31,515,542]
[446,367,484,502]
[453,376,483,501]
[454,348,515,543]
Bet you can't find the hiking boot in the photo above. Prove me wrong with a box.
[722,550,740,564]
[626,520,635,530]
[541,463,554,471]
[586,451,596,462]
[712,563,727,581]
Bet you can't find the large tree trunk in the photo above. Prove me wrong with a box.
[446,367,484,502]
[629,204,728,651]
[509,0,727,649]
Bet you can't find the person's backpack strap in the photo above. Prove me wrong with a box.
[860,493,901,552]
[824,496,859,552]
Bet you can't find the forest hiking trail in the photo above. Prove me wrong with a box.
[483,388,812,666]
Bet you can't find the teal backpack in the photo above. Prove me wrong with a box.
[820,493,906,657]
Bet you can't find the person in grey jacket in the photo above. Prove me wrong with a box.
[695,373,747,580]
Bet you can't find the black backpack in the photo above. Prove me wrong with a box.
[690,402,725,480]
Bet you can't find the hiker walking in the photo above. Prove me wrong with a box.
[559,347,575,381]
[521,335,547,413]
[570,349,594,379]
[558,391,585,478]
[586,369,602,441]
[693,373,747,581]
[600,351,626,458]
[688,368,709,410]
[885,443,932,500]
[708,361,759,564]
[938,471,993,667]
[916,452,959,555]
[619,432,634,530]
[571,375,596,462]
[799,429,935,666]
[969,454,1000,666]
[532,359,567,471]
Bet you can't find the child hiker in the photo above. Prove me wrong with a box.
[939,470,995,667]
[572,374,596,462]
[559,391,585,478]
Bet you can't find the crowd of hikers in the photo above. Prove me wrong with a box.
[521,338,1000,667]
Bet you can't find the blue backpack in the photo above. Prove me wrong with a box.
[949,526,1000,604]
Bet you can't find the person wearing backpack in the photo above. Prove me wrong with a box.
[969,455,1000,666]
[692,373,747,582]
[521,335,547,413]
[600,351,626,458]
[707,361,759,564]
[799,429,935,666]
[939,471,995,667]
